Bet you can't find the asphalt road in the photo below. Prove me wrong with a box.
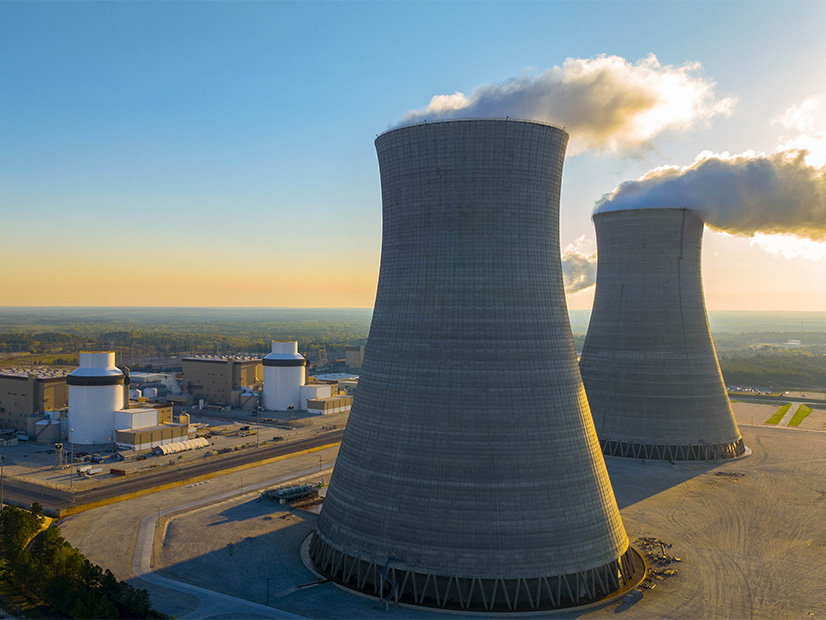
[2,429,344,515]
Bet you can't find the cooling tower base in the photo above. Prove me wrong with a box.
[601,437,746,461]
[309,534,642,613]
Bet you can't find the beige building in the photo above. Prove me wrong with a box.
[345,345,366,369]
[114,405,190,450]
[306,395,353,415]
[182,355,262,405]
[0,368,68,430]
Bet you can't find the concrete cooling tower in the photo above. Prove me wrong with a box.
[579,207,746,461]
[310,119,637,612]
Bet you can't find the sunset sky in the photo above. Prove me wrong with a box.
[2,1,826,311]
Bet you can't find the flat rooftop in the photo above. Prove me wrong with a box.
[181,355,262,363]
[0,367,70,380]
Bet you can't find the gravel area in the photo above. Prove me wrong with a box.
[60,424,826,619]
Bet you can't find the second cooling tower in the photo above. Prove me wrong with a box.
[579,208,745,461]
[310,119,637,612]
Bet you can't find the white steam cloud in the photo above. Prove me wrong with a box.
[595,142,826,260]
[561,236,597,294]
[401,54,735,155]
[595,148,826,245]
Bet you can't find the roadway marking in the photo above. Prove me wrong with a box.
[132,464,335,619]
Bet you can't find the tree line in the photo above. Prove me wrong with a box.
[718,350,826,389]
[0,503,158,619]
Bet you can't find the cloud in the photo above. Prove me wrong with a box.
[772,97,821,133]
[750,233,826,261]
[594,148,826,247]
[561,236,597,293]
[401,54,735,155]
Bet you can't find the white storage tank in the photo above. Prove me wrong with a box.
[143,387,158,399]
[263,341,307,411]
[68,351,124,445]
[129,388,142,400]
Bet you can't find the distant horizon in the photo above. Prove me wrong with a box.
[2,306,826,314]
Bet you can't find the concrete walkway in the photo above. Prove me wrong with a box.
[131,469,326,619]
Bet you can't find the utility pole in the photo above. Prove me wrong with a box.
[70,431,74,491]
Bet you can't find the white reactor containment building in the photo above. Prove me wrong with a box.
[67,351,126,445]
[262,341,307,411]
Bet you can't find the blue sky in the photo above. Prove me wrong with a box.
[2,1,826,308]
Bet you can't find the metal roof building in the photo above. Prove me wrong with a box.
[579,208,745,461]
[310,119,635,612]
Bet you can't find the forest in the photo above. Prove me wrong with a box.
[0,504,157,618]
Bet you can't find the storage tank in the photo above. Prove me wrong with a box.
[143,387,158,399]
[67,351,124,445]
[263,341,307,411]
[311,120,636,612]
[129,388,142,400]
[579,208,745,460]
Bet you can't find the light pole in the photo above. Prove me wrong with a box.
[69,429,74,491]
[1,454,5,509]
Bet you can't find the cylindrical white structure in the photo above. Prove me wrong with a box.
[263,341,307,411]
[129,388,142,400]
[68,351,124,445]
[143,387,158,399]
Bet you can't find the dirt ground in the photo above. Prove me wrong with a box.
[59,422,826,619]
[732,399,826,431]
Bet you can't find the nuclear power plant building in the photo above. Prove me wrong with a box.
[311,119,636,612]
[579,208,745,461]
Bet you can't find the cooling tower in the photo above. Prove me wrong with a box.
[310,119,636,612]
[579,207,745,461]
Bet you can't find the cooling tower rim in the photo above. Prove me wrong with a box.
[592,206,699,219]
[379,117,568,141]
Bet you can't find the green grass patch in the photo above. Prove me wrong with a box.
[766,403,792,424]
[788,405,813,427]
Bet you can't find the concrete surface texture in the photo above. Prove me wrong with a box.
[58,422,826,620]
[580,208,744,460]
[58,446,340,619]
[314,119,631,611]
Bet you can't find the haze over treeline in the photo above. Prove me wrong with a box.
[1,307,824,388]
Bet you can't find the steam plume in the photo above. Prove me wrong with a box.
[562,237,597,293]
[401,54,735,155]
[595,149,826,242]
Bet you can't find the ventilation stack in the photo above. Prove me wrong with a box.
[579,207,746,461]
[310,119,636,612]
[263,341,306,411]
[67,351,125,445]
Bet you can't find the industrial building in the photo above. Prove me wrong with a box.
[311,119,635,612]
[262,341,351,415]
[0,367,68,431]
[262,341,307,411]
[579,208,746,461]
[344,345,365,369]
[182,355,262,405]
[115,408,191,451]
[68,351,191,448]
